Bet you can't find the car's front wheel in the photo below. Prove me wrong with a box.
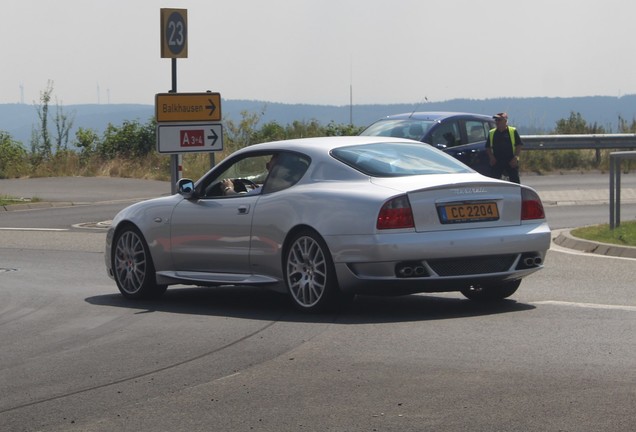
[284,229,348,312]
[460,280,521,301]
[112,226,167,299]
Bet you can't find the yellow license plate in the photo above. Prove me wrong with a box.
[438,202,499,224]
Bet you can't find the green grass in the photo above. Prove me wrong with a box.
[571,221,636,247]
[0,195,40,206]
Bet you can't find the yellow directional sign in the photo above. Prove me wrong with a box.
[155,92,222,122]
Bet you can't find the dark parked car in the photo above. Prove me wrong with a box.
[360,112,496,175]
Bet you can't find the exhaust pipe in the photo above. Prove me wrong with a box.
[523,257,535,267]
[414,266,426,276]
[397,266,414,277]
[396,262,428,278]
[521,254,543,268]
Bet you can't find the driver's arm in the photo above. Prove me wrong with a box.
[222,179,237,195]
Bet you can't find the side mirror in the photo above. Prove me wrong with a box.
[177,178,196,199]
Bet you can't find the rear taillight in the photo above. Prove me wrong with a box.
[377,195,415,229]
[521,188,545,220]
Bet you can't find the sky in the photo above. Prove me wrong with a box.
[2,0,635,107]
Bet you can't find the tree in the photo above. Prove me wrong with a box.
[32,80,54,158]
[554,111,605,134]
[54,99,75,152]
[258,121,287,142]
[223,110,264,154]
[30,81,75,157]
[552,111,606,169]
[617,115,636,133]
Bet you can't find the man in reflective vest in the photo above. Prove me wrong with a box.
[485,112,523,183]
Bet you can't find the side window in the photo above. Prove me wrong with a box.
[262,153,310,194]
[430,121,461,148]
[199,153,273,197]
[466,121,488,144]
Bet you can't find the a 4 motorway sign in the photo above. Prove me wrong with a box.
[157,122,223,154]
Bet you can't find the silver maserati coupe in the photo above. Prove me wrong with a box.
[105,136,551,312]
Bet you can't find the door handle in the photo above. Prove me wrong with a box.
[238,205,250,215]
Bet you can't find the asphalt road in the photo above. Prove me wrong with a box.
[0,174,635,431]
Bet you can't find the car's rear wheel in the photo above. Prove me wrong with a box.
[112,226,167,299]
[284,230,348,312]
[460,280,521,301]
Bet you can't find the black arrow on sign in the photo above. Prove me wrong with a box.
[206,99,217,116]
[207,128,218,146]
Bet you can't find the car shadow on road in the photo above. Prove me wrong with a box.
[86,285,535,324]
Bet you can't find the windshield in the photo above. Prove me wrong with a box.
[360,119,435,140]
[331,142,472,177]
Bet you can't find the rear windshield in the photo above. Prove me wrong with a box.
[360,119,434,140]
[331,142,473,177]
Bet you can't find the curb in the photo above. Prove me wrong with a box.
[1,201,77,212]
[553,229,636,259]
[1,197,156,212]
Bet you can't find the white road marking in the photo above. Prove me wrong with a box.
[214,372,241,382]
[0,227,68,232]
[534,300,636,312]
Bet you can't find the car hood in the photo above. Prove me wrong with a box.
[111,194,183,225]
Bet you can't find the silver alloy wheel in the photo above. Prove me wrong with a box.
[114,229,148,295]
[286,235,328,308]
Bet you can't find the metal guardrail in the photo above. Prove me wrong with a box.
[520,134,636,229]
[521,133,636,150]
[609,151,636,229]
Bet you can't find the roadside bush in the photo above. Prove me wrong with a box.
[551,150,587,170]
[325,121,365,136]
[4,110,635,180]
[29,150,80,177]
[0,131,30,178]
[98,119,156,159]
[97,153,171,180]
[522,150,553,174]
[75,127,100,161]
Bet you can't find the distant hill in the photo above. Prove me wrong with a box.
[3,95,636,146]
[0,103,154,148]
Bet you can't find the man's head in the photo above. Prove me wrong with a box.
[493,112,508,130]
[265,154,278,172]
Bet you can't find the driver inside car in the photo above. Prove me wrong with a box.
[221,154,278,196]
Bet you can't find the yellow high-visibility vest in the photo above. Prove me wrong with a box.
[489,126,517,154]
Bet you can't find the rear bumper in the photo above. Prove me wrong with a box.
[326,222,550,294]
[335,260,542,295]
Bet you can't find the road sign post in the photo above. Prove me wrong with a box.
[160,8,189,193]
[158,9,223,192]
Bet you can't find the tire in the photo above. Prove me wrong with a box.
[460,279,521,301]
[284,229,347,312]
[112,226,167,299]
